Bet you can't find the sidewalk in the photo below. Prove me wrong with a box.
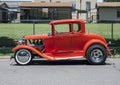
[0,56,10,59]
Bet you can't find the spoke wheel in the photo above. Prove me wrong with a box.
[15,49,32,65]
[86,44,107,65]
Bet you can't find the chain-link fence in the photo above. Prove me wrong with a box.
[0,20,120,47]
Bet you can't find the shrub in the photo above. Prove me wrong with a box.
[0,37,17,47]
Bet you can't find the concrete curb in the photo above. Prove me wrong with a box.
[0,56,10,59]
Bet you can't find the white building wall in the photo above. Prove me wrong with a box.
[79,0,97,21]
[99,8,120,21]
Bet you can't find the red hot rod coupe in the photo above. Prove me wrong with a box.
[12,19,111,65]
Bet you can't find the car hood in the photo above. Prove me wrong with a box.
[24,34,50,40]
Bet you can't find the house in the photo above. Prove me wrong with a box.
[20,2,72,22]
[32,0,97,22]
[0,0,97,23]
[19,0,97,22]
[1,0,31,22]
[96,2,120,23]
[0,2,9,23]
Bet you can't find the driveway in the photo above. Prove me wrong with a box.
[0,58,120,85]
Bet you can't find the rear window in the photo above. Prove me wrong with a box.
[73,23,81,32]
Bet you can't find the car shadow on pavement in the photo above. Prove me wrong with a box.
[12,59,111,66]
[31,60,90,65]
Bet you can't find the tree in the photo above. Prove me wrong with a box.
[104,0,120,2]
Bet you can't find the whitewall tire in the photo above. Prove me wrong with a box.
[15,49,32,65]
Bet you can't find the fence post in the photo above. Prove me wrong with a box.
[33,20,35,35]
[111,23,113,40]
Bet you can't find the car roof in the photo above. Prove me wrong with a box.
[49,19,85,25]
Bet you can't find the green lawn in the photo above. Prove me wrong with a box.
[86,23,120,39]
[0,23,120,40]
[0,23,51,40]
[0,23,120,56]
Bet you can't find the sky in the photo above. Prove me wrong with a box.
[97,0,103,2]
[0,0,103,2]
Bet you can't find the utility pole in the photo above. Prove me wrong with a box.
[79,0,82,17]
[80,0,82,10]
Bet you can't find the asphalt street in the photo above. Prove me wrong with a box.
[0,58,120,85]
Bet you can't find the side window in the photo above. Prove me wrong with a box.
[54,24,70,34]
[73,23,81,32]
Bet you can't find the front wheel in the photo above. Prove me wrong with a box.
[14,49,33,65]
[86,44,107,65]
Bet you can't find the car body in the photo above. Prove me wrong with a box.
[12,19,112,65]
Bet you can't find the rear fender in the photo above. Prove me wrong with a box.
[83,39,112,56]
[12,45,54,60]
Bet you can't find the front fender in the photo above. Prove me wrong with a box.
[83,39,112,56]
[12,45,54,60]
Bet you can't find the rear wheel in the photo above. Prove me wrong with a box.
[86,44,107,65]
[15,49,32,65]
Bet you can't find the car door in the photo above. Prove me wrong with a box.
[71,23,85,51]
[53,33,72,53]
[53,24,72,53]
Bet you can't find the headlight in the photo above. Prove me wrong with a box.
[18,37,26,45]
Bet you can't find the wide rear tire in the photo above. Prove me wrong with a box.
[14,49,33,65]
[86,44,107,65]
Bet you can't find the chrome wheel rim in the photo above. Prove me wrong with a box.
[15,49,31,65]
[90,49,104,63]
